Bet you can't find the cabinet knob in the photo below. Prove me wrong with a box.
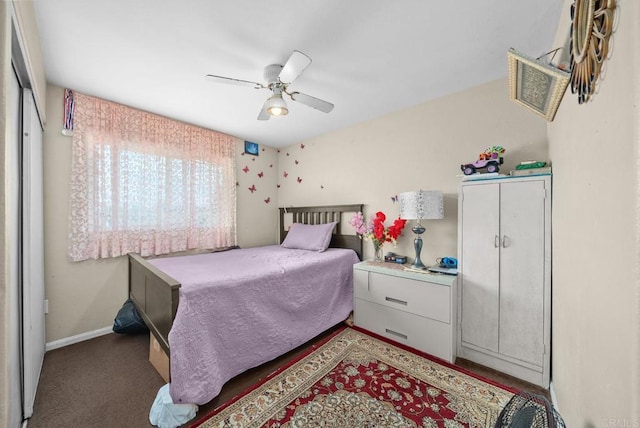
[502,235,510,248]
[494,235,500,248]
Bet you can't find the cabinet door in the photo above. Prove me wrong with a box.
[498,180,546,366]
[460,183,500,352]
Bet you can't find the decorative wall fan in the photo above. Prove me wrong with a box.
[206,50,334,120]
[569,0,615,104]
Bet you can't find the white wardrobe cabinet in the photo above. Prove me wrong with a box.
[457,175,551,387]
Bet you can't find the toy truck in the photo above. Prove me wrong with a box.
[461,146,505,175]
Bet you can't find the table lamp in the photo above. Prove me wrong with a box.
[398,190,444,269]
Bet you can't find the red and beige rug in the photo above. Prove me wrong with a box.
[192,327,516,427]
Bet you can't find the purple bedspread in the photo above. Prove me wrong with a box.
[148,245,359,405]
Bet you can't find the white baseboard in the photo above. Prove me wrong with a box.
[45,326,113,352]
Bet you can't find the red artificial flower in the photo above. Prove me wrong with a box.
[373,221,385,241]
[386,218,407,240]
[351,210,407,247]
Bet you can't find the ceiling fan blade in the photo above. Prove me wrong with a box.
[278,51,311,84]
[290,92,334,113]
[206,74,264,89]
[257,100,270,121]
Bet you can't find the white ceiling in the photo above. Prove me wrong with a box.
[34,1,563,148]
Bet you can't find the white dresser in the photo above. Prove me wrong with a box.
[353,261,457,363]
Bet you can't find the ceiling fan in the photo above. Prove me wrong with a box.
[206,50,334,120]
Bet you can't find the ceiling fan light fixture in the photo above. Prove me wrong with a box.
[207,50,333,120]
[265,94,289,116]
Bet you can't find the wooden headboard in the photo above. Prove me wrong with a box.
[279,204,364,260]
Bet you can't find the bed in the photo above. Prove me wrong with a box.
[128,204,363,405]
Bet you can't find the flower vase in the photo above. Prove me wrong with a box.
[373,242,384,262]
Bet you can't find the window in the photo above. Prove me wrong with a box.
[69,92,237,261]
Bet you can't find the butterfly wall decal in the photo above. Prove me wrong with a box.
[264,197,270,204]
[391,195,398,203]
[297,177,302,183]
[257,172,264,178]
[295,160,299,165]
[248,184,256,193]
[283,171,288,178]
[242,166,249,173]
[300,143,305,149]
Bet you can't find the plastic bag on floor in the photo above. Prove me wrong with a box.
[149,384,198,428]
[113,299,148,334]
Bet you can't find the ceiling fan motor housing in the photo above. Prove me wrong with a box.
[264,64,284,85]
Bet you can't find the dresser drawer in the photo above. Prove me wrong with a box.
[354,269,450,323]
[354,299,453,362]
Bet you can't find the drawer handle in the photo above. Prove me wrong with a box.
[385,297,408,306]
[385,328,408,340]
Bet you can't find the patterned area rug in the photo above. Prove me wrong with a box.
[192,327,515,427]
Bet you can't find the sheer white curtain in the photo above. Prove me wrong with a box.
[69,92,237,261]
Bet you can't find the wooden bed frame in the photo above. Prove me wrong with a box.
[129,204,363,355]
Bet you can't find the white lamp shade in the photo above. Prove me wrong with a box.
[398,190,444,220]
[265,94,289,116]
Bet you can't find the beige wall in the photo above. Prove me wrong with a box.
[236,142,280,246]
[278,78,549,263]
[548,0,640,424]
[43,84,278,343]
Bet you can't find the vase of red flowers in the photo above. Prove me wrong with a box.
[350,211,407,262]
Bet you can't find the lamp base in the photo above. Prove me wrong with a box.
[411,260,427,270]
[411,224,427,270]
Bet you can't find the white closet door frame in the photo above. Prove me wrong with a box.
[10,4,46,424]
[21,88,45,419]
[8,57,24,428]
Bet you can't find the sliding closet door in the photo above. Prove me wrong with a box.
[21,88,45,418]
[8,61,23,428]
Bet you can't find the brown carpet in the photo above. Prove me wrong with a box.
[28,327,549,427]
